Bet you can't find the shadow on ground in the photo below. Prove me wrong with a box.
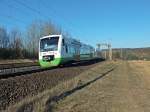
[45,66,115,112]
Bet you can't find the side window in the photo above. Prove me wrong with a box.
[65,45,68,53]
[62,39,65,46]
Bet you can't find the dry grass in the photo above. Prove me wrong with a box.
[52,61,150,112]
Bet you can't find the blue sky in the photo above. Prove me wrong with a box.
[0,0,150,48]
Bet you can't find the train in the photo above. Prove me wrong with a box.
[39,34,97,68]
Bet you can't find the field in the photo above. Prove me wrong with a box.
[2,60,150,112]
[53,61,150,112]
[112,47,150,60]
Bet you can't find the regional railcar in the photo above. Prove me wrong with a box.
[39,35,95,68]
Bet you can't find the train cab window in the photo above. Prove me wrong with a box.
[40,37,59,52]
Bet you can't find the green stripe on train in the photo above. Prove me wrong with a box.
[39,57,72,68]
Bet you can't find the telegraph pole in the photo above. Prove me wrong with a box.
[108,44,112,60]
[120,48,123,59]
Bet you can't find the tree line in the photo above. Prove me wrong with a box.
[0,20,63,59]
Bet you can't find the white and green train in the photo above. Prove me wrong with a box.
[39,35,96,68]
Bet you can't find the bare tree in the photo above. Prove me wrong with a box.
[26,21,41,58]
[40,21,61,36]
[10,29,23,58]
[0,20,64,59]
[0,26,9,48]
[25,20,61,58]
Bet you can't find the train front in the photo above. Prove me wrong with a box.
[39,35,62,68]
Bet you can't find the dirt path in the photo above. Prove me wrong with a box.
[53,61,150,112]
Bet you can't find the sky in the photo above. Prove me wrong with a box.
[0,0,150,48]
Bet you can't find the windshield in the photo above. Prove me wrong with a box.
[40,37,59,52]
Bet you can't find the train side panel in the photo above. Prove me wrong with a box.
[60,37,81,63]
[80,44,95,61]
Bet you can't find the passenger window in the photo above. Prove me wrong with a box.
[62,39,65,46]
[66,45,68,53]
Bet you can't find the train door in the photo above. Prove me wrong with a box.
[74,43,80,61]
[61,38,66,56]
[61,38,70,58]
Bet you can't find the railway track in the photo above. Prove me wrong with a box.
[0,66,41,79]
[0,62,38,69]
[0,59,103,79]
[0,62,40,79]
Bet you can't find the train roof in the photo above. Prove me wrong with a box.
[40,34,94,49]
[40,35,62,39]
